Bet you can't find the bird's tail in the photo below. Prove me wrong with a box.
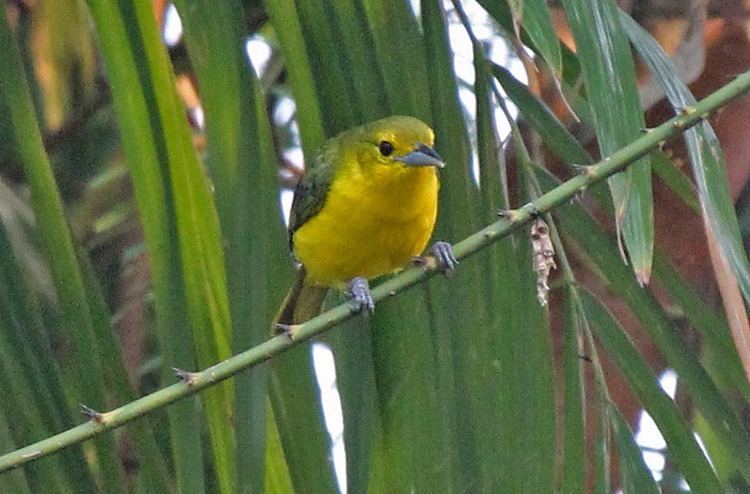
[274,268,329,328]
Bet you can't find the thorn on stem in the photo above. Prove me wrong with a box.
[578,354,593,363]
[673,105,703,129]
[497,208,521,222]
[573,164,597,178]
[275,322,301,340]
[80,404,104,423]
[678,105,697,116]
[173,367,198,385]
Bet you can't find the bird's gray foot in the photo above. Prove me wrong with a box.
[431,241,458,276]
[347,276,374,314]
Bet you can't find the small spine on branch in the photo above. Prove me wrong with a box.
[80,404,105,424]
[173,367,198,386]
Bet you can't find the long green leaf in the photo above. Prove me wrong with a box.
[0,6,124,491]
[111,2,239,491]
[269,349,338,494]
[265,0,326,157]
[265,404,295,494]
[537,168,750,483]
[245,96,296,494]
[652,253,750,404]
[173,1,292,491]
[580,290,723,493]
[0,287,75,493]
[593,389,610,494]
[561,0,654,283]
[78,251,172,493]
[508,172,557,493]
[489,61,591,166]
[0,218,83,492]
[561,287,586,493]
[421,3,490,491]
[368,293,456,493]
[293,0,360,132]
[0,218,94,491]
[476,0,562,77]
[422,0,478,239]
[650,150,700,213]
[325,0,389,122]
[477,43,557,492]
[259,61,335,494]
[361,0,431,120]
[475,47,510,273]
[329,315,377,494]
[620,11,750,317]
[83,1,208,490]
[610,405,660,494]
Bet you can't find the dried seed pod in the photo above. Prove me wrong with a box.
[530,217,556,306]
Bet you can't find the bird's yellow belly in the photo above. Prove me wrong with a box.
[293,168,438,286]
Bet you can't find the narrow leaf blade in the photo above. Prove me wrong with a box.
[561,0,654,283]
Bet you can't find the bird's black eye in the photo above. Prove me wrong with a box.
[378,141,394,156]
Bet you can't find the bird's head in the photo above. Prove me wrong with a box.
[345,116,445,172]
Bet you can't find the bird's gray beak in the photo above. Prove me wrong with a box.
[395,144,445,168]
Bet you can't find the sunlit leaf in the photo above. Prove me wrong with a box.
[83,0,214,489]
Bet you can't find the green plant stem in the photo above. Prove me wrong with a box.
[2,67,750,475]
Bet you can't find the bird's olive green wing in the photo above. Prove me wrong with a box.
[288,144,337,250]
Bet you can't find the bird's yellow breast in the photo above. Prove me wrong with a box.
[292,161,439,287]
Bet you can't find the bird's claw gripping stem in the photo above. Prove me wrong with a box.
[347,276,375,314]
[412,241,458,276]
[431,241,458,275]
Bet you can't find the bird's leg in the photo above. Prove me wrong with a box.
[347,276,375,314]
[411,241,458,276]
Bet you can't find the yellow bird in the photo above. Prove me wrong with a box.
[276,115,456,330]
